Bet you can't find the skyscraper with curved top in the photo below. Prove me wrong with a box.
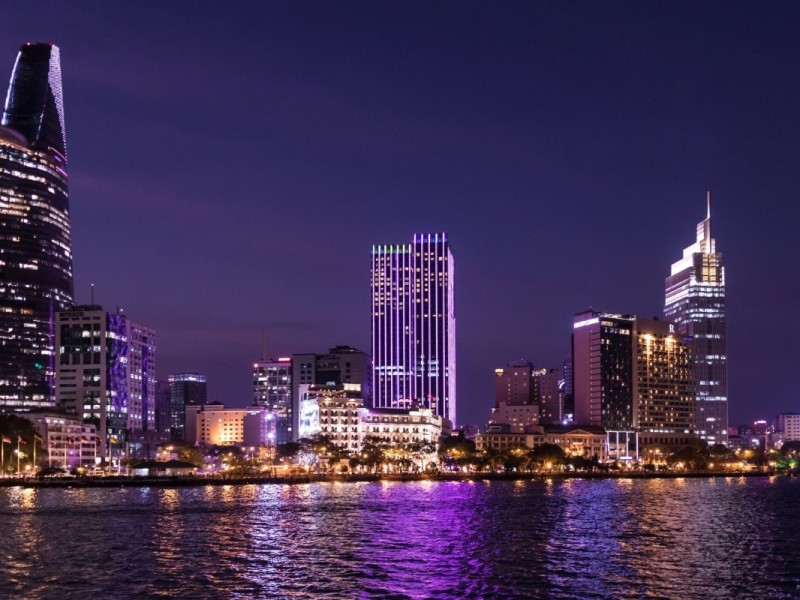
[665,194,727,445]
[0,43,73,410]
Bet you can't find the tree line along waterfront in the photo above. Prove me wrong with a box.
[2,413,798,484]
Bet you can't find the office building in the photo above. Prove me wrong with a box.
[55,306,155,462]
[253,357,292,444]
[572,311,635,430]
[665,196,728,445]
[0,43,73,410]
[371,233,456,424]
[572,310,696,446]
[169,372,207,441]
[536,368,564,424]
[154,380,171,442]
[490,361,539,432]
[774,413,800,443]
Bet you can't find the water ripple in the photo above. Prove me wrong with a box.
[0,478,798,598]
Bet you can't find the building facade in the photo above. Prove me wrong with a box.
[572,311,635,430]
[0,43,73,410]
[55,306,156,461]
[664,197,728,445]
[573,311,696,446]
[774,413,800,443]
[291,346,371,440]
[297,384,367,453]
[185,402,272,447]
[20,410,96,469]
[169,373,207,441]
[475,424,608,461]
[253,357,292,444]
[371,233,456,424]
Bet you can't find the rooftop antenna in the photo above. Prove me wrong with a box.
[261,327,266,361]
[90,282,95,305]
[707,190,711,219]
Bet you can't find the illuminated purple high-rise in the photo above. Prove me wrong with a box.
[665,194,727,445]
[371,233,456,425]
[0,43,73,410]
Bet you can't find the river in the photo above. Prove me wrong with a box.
[0,476,798,599]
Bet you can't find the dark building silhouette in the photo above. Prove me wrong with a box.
[0,43,73,410]
[169,373,207,441]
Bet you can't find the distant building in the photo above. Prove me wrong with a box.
[490,361,539,433]
[774,413,800,443]
[291,346,371,440]
[665,196,727,445]
[475,424,608,461]
[253,357,292,444]
[371,233,456,424]
[185,402,272,447]
[169,373,207,441]
[0,43,74,411]
[154,380,171,442]
[535,368,564,424]
[19,410,96,469]
[572,310,696,446]
[55,306,156,462]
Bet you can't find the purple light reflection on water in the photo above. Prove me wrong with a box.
[0,478,799,598]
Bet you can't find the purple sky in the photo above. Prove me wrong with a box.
[3,2,799,427]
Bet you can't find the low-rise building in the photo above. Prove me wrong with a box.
[298,384,366,453]
[475,424,608,461]
[185,403,273,447]
[19,411,97,469]
[363,407,447,446]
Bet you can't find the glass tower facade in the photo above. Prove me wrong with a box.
[0,43,73,409]
[664,197,727,445]
[169,372,207,441]
[371,233,456,425]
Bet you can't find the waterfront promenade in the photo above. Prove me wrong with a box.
[0,469,783,489]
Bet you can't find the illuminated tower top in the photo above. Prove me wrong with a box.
[670,192,716,276]
[664,192,727,445]
[2,42,66,160]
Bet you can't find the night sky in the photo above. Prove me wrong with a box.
[3,3,799,427]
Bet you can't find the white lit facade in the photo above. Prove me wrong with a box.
[19,411,96,469]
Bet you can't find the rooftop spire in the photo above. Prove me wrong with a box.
[707,190,711,219]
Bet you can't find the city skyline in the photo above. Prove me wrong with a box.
[1,4,798,428]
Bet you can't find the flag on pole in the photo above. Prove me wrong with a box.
[17,435,25,445]
[1,435,10,444]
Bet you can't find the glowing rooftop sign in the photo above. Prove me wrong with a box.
[573,317,599,329]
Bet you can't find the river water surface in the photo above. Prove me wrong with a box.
[0,477,798,599]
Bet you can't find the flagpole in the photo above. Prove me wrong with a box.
[17,435,20,476]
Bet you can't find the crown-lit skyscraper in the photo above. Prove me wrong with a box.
[0,43,73,410]
[371,233,456,424]
[665,195,727,445]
